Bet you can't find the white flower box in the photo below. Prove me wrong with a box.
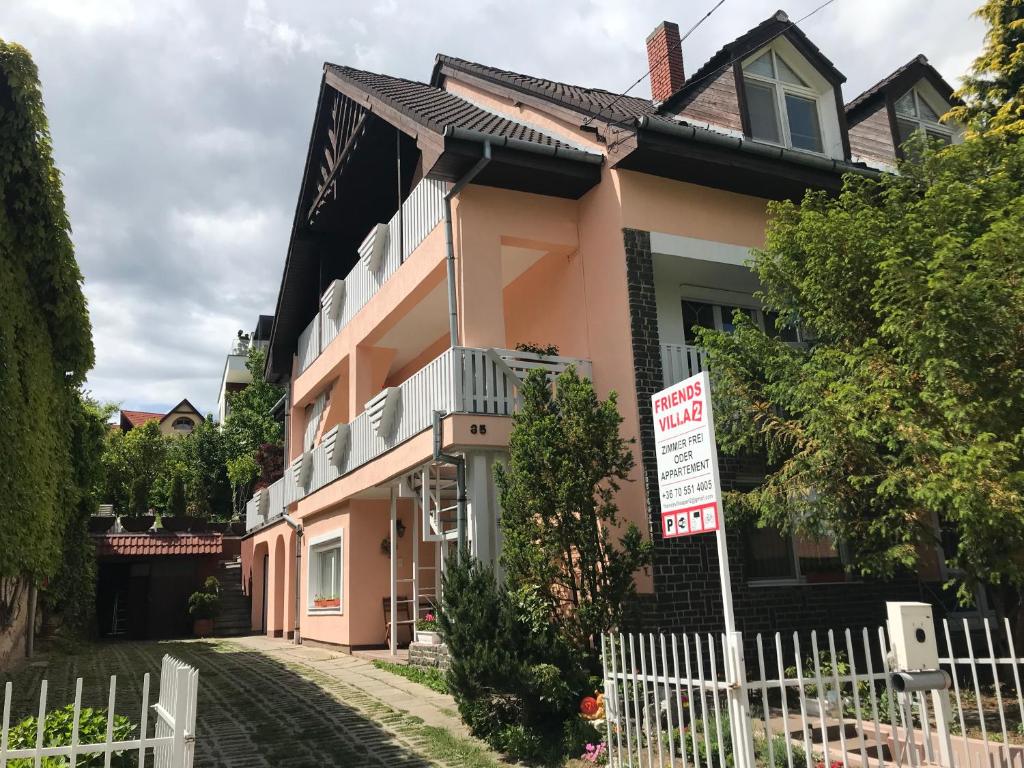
[366,387,401,438]
[324,423,350,468]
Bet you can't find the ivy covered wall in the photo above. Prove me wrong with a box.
[0,40,95,638]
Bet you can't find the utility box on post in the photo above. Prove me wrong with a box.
[887,601,939,670]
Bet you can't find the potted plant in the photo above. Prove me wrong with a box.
[313,593,340,609]
[415,612,441,644]
[119,480,156,532]
[188,576,220,636]
[88,515,116,534]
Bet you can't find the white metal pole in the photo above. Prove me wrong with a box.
[389,486,398,656]
[412,487,420,629]
[701,371,755,768]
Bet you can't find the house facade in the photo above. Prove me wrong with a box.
[118,398,205,437]
[239,11,965,651]
[216,315,274,424]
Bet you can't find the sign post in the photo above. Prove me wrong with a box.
[651,370,754,768]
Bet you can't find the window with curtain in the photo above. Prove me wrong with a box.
[742,49,824,153]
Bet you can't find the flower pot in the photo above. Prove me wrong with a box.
[204,521,229,534]
[159,516,192,533]
[119,515,155,533]
[313,598,340,609]
[229,520,247,536]
[188,517,211,533]
[416,629,441,645]
[193,618,215,637]
[88,516,116,534]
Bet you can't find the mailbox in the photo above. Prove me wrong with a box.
[886,602,938,670]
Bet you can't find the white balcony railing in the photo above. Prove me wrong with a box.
[661,343,707,387]
[247,346,591,531]
[296,178,446,373]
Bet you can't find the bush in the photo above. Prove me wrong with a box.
[6,704,136,767]
[187,576,220,620]
[439,552,590,765]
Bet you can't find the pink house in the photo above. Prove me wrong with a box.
[240,12,968,652]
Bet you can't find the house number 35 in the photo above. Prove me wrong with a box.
[469,424,487,435]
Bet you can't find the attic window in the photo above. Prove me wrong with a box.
[171,417,194,433]
[894,87,951,147]
[742,49,823,153]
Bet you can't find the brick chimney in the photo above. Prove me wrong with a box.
[646,21,685,104]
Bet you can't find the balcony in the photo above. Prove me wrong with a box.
[296,178,446,374]
[661,343,707,387]
[246,346,592,531]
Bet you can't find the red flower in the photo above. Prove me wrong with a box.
[579,696,600,717]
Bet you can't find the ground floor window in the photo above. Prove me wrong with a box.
[745,525,848,585]
[308,531,343,613]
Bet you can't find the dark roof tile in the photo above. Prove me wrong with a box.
[433,54,656,125]
[326,64,579,150]
[92,533,224,557]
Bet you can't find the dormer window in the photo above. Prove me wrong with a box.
[894,87,952,147]
[743,49,823,153]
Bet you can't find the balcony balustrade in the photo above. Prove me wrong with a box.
[295,178,446,374]
[247,346,592,530]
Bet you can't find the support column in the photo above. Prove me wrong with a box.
[455,198,507,349]
[389,486,398,656]
[467,452,493,566]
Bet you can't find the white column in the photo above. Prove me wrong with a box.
[468,452,492,565]
[389,486,398,656]
[412,483,420,630]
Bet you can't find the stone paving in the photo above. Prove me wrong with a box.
[1,637,500,768]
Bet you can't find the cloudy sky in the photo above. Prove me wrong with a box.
[2,0,985,415]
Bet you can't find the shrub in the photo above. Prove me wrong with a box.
[439,551,589,765]
[187,576,220,620]
[6,704,136,767]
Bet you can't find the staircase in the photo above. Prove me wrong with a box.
[214,557,252,636]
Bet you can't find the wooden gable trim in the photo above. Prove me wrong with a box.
[733,60,752,139]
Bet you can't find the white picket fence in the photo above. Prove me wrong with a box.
[602,610,1024,768]
[0,654,198,767]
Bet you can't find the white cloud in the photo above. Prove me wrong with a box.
[0,0,986,414]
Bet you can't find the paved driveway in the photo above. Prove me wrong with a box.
[2,638,497,768]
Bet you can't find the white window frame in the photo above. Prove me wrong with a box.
[893,86,953,146]
[679,290,807,346]
[741,45,829,155]
[307,529,343,615]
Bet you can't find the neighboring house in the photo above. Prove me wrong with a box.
[216,315,274,424]
[118,399,205,437]
[239,11,966,650]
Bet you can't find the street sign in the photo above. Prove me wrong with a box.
[652,371,721,539]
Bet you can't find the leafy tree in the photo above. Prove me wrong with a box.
[224,346,283,454]
[223,345,284,514]
[45,396,115,634]
[0,40,93,628]
[948,0,1024,136]
[697,134,1024,624]
[102,420,168,515]
[176,416,232,519]
[167,472,187,517]
[495,367,652,651]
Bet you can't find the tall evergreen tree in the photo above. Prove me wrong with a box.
[495,367,651,650]
[948,0,1024,135]
[0,40,93,629]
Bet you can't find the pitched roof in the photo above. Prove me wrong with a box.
[432,54,657,125]
[92,533,224,557]
[660,10,845,114]
[120,410,163,429]
[325,64,581,151]
[160,398,204,424]
[845,54,957,119]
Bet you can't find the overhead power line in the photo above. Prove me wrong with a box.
[581,0,728,128]
[581,0,840,128]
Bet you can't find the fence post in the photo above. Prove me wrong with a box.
[726,631,757,768]
[886,602,956,768]
[169,665,190,767]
